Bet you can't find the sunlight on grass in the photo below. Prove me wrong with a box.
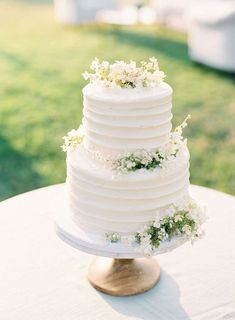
[0,2,234,199]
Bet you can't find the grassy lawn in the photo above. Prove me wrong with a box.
[0,1,235,200]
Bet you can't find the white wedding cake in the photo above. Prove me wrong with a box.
[62,58,206,255]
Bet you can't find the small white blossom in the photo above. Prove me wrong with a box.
[82,71,90,80]
[126,161,136,169]
[182,225,192,236]
[83,57,165,89]
[174,115,191,135]
[141,157,150,165]
[153,221,161,228]
[61,125,84,152]
[174,214,183,222]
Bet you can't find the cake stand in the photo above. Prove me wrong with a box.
[55,209,187,296]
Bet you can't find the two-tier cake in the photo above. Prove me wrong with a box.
[62,58,206,255]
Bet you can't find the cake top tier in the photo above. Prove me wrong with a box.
[82,57,166,90]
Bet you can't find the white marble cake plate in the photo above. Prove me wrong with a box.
[54,208,189,259]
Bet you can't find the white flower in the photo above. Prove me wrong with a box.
[83,57,165,89]
[182,225,192,236]
[174,214,183,222]
[61,125,84,152]
[158,228,167,240]
[170,131,182,144]
[141,157,150,165]
[174,115,191,135]
[91,57,100,70]
[153,221,161,228]
[126,160,136,169]
[139,233,153,256]
[165,142,177,157]
[101,60,109,69]
[82,71,90,80]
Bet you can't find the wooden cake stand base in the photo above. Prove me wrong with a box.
[87,257,160,296]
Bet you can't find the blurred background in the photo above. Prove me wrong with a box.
[0,0,235,200]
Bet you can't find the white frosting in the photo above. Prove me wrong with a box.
[66,145,190,234]
[66,81,192,238]
[82,83,173,157]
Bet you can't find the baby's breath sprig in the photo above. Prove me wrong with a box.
[174,114,191,135]
[61,125,84,152]
[134,195,206,255]
[83,57,165,89]
[105,195,207,256]
[112,116,190,174]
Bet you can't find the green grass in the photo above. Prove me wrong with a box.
[0,2,235,200]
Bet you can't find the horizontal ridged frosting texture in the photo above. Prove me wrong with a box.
[66,82,191,236]
[82,83,173,157]
[67,145,190,234]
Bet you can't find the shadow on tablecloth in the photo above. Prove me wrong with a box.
[98,269,190,320]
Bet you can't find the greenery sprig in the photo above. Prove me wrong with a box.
[105,195,207,256]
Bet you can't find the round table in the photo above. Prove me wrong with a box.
[0,184,235,320]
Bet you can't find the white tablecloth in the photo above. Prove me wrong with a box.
[0,184,235,320]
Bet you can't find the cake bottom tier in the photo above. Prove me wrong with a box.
[66,145,191,233]
[66,146,206,255]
